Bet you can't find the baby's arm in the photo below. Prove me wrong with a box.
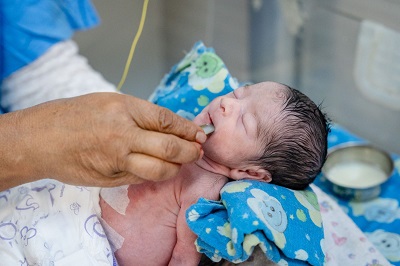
[169,203,202,266]
[169,176,227,266]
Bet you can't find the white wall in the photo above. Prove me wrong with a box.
[74,0,250,99]
[248,0,400,154]
[299,0,400,154]
[164,0,250,82]
[74,0,166,100]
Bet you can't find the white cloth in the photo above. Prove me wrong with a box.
[1,40,117,112]
[311,185,391,266]
[0,180,113,265]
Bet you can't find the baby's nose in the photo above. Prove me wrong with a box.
[220,98,237,115]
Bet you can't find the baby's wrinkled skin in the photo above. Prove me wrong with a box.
[100,82,286,265]
[100,164,228,265]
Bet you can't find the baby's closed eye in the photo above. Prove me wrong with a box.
[242,113,257,137]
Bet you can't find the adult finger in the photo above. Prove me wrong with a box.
[127,97,207,143]
[129,128,202,164]
[123,153,182,182]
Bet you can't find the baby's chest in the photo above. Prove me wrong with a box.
[129,185,181,222]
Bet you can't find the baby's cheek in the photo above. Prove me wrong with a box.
[204,144,234,166]
[202,144,220,161]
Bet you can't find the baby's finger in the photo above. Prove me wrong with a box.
[123,153,182,182]
[129,129,202,164]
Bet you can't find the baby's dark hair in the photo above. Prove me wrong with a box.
[251,85,330,190]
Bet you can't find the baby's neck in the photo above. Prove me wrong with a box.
[174,159,229,188]
[153,157,229,192]
[193,155,232,178]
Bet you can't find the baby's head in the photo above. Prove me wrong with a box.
[195,81,329,190]
[255,83,330,189]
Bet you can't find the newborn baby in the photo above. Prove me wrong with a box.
[0,81,328,265]
[101,81,329,265]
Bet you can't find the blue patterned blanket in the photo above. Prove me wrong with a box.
[187,180,325,265]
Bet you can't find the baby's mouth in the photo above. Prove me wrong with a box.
[199,113,215,135]
[208,113,214,126]
[200,124,215,135]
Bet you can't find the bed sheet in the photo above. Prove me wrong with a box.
[313,124,400,265]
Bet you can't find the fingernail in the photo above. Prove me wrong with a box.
[196,131,207,143]
[199,149,204,160]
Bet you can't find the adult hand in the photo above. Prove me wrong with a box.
[0,93,206,190]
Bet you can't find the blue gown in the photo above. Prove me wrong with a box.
[0,0,100,113]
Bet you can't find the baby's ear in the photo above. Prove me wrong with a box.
[229,167,272,182]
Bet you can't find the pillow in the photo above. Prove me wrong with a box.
[149,41,239,120]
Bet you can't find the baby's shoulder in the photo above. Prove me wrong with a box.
[182,175,227,202]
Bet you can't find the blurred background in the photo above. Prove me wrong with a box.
[74,0,400,154]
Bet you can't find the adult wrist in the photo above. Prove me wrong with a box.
[0,110,41,190]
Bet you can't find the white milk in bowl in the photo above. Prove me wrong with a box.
[326,161,388,189]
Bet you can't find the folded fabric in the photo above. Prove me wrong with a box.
[186,180,325,265]
[149,41,239,120]
[311,184,391,266]
[1,0,99,80]
[0,179,113,265]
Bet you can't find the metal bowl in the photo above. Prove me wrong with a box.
[322,143,394,201]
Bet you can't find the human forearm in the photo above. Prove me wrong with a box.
[0,93,205,191]
[0,110,41,190]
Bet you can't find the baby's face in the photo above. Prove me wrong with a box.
[194,81,287,169]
